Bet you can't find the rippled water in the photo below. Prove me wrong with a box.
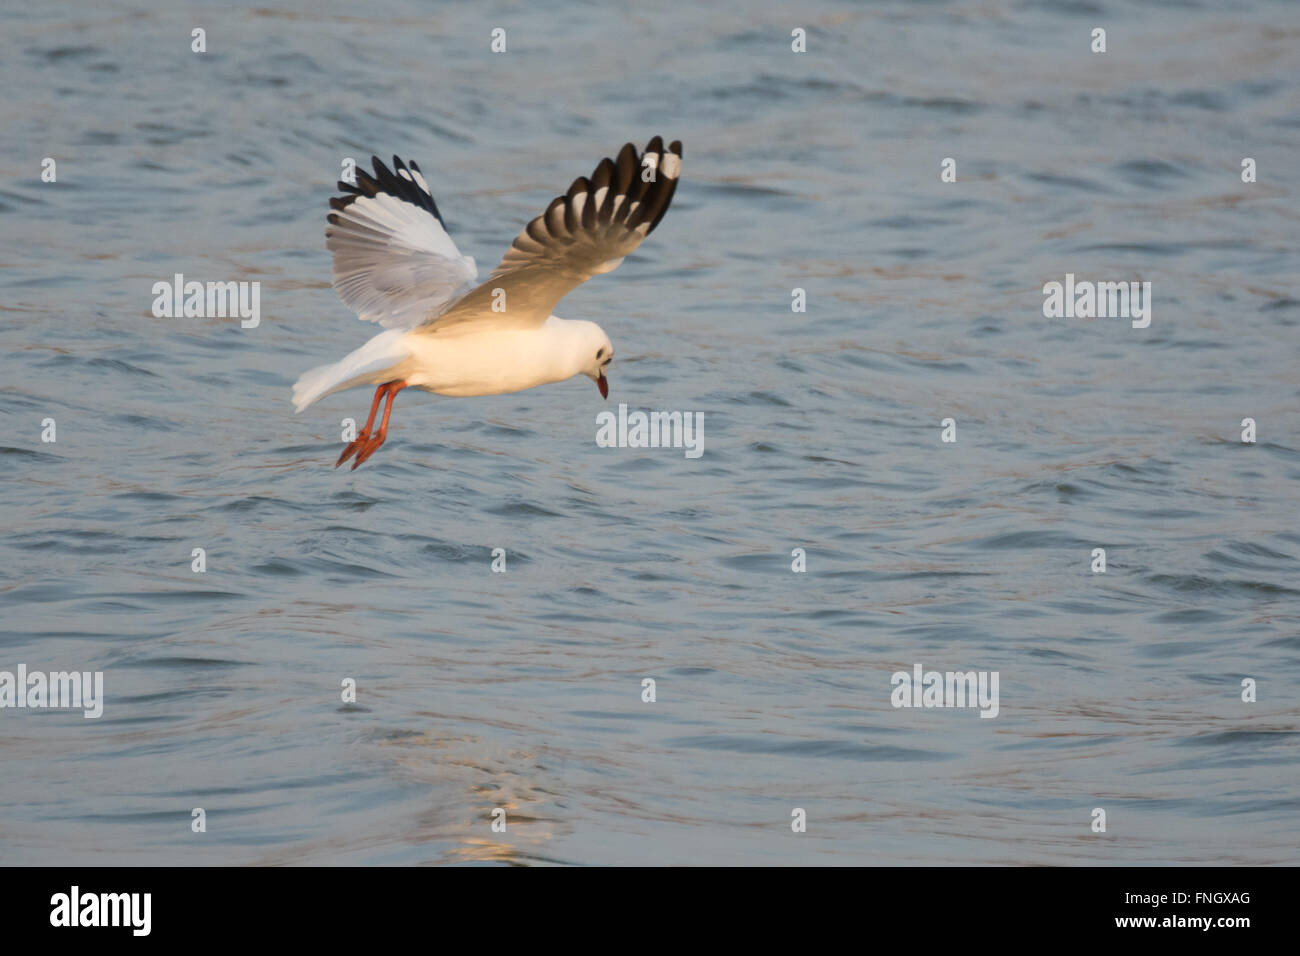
[2,0,1298,865]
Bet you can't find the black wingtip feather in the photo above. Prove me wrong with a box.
[327,152,446,227]
[624,137,681,236]
[644,140,683,234]
[587,159,612,228]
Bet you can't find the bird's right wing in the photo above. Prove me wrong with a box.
[415,137,682,335]
[326,155,478,329]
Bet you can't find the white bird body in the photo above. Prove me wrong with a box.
[292,137,682,467]
[291,316,605,409]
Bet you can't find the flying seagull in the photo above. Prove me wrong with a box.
[292,136,683,469]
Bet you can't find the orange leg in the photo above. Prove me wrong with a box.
[335,383,388,468]
[350,381,407,469]
[336,381,406,468]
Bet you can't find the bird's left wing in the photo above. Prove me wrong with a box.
[415,136,682,334]
[326,155,478,329]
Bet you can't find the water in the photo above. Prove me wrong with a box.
[2,0,1298,865]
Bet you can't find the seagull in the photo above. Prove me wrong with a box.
[291,136,684,469]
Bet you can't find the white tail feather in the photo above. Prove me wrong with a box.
[291,328,413,412]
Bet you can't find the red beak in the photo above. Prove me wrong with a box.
[597,373,608,399]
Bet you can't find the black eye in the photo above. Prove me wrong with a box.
[596,348,605,359]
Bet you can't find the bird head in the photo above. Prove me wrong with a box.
[582,326,614,399]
